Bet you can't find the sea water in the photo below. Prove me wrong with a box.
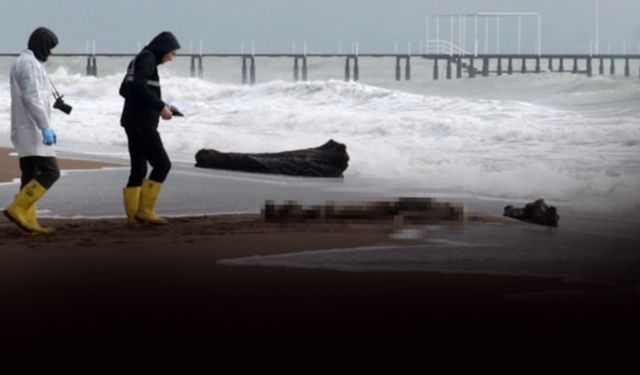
[0,56,638,214]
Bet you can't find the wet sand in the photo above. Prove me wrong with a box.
[1,213,638,340]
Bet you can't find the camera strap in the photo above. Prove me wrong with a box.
[48,77,62,100]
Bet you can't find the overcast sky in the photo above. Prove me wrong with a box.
[1,0,639,54]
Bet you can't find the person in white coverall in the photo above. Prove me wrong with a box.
[3,27,61,234]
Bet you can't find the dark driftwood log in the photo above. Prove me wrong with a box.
[195,139,349,177]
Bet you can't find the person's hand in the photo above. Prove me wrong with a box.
[161,105,173,120]
[42,128,57,145]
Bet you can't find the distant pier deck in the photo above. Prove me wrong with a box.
[1,52,639,84]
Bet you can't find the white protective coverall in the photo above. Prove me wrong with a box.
[10,49,54,157]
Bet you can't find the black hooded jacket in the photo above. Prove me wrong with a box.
[120,31,181,130]
[28,27,59,62]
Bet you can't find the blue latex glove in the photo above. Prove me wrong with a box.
[42,128,57,145]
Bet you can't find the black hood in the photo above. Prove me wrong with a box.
[28,27,59,62]
[145,31,181,63]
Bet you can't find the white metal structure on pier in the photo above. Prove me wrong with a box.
[426,12,542,56]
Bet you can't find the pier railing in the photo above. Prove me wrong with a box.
[425,40,472,56]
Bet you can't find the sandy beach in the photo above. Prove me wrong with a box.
[0,149,638,340]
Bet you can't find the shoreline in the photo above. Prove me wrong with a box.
[0,146,124,183]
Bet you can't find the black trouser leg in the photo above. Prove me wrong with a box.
[126,128,148,187]
[19,156,61,189]
[146,130,171,183]
[125,127,172,187]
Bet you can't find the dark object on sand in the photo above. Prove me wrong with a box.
[504,199,559,227]
[195,139,349,177]
[263,197,465,224]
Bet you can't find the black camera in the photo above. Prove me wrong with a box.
[53,96,73,115]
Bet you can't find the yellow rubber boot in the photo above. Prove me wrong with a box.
[3,180,50,234]
[136,179,168,225]
[123,186,141,227]
[14,194,55,234]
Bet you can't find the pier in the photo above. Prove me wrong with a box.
[1,52,639,84]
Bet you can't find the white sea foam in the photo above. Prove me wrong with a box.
[0,59,638,212]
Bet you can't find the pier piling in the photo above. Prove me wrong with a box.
[302,57,308,81]
[624,58,630,77]
[482,57,489,77]
[395,56,411,81]
[86,56,92,76]
[345,58,351,81]
[433,58,439,80]
[86,56,97,77]
[345,56,359,81]
[353,57,359,81]
[599,58,604,75]
[293,56,307,81]
[610,58,616,75]
[250,57,256,85]
[242,57,248,84]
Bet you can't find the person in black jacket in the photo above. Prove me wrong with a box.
[119,31,180,226]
